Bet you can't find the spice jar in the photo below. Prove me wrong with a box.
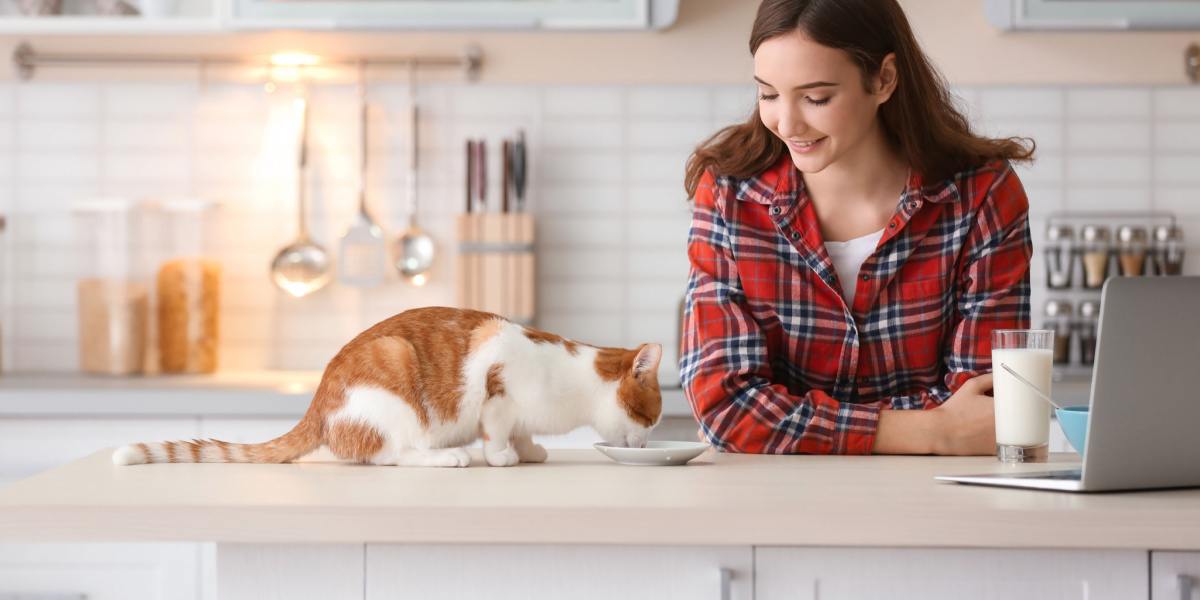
[1044,224,1075,289]
[1043,299,1073,366]
[1077,300,1100,366]
[152,199,221,374]
[1151,225,1186,276]
[74,199,150,375]
[1116,225,1149,277]
[1079,225,1112,290]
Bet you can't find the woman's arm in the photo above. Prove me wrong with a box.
[680,171,885,454]
[874,162,1033,455]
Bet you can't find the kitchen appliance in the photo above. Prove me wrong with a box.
[937,277,1200,492]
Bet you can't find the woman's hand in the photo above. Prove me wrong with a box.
[930,373,996,456]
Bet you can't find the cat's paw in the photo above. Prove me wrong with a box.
[436,447,472,468]
[517,442,548,463]
[485,445,521,467]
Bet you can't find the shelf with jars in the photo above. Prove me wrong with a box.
[1040,211,1185,381]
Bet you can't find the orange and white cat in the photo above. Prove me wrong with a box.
[112,307,663,468]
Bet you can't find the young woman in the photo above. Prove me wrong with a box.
[680,0,1035,455]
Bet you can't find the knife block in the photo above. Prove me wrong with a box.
[456,213,536,325]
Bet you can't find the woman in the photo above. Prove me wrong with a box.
[680,0,1035,456]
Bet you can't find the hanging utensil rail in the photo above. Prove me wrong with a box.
[12,41,483,81]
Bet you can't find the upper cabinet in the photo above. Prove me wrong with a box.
[985,0,1200,30]
[231,0,678,30]
[0,0,679,33]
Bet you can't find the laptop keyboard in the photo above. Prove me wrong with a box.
[1004,469,1082,480]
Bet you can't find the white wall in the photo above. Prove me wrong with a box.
[2,79,1199,380]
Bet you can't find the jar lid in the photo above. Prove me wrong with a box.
[1044,299,1073,317]
[1116,225,1148,244]
[1080,225,1111,243]
[1153,224,1183,243]
[1078,300,1101,318]
[1045,224,1075,242]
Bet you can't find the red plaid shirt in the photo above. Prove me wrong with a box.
[680,156,1032,454]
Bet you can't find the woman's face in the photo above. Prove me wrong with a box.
[753,29,896,174]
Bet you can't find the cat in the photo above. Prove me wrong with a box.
[112,307,663,468]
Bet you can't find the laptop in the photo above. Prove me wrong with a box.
[935,276,1200,492]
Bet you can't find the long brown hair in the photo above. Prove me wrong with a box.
[684,0,1034,197]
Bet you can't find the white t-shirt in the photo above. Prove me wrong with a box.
[824,228,885,308]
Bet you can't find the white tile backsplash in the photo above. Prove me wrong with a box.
[1154,156,1200,184]
[18,120,99,150]
[1,81,1198,376]
[16,83,100,119]
[542,86,624,119]
[979,88,1063,119]
[626,87,711,119]
[1153,88,1200,119]
[1154,123,1200,152]
[1067,122,1150,152]
[1065,155,1151,184]
[1065,88,1151,119]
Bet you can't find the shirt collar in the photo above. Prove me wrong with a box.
[731,153,960,208]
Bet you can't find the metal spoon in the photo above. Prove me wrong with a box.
[999,363,1066,410]
[271,95,332,297]
[394,63,435,285]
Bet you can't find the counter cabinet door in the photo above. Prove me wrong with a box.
[365,544,752,600]
[0,542,201,600]
[755,547,1147,600]
[1152,551,1200,600]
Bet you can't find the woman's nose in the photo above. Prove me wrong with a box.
[775,105,807,140]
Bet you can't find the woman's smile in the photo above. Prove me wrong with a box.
[788,137,827,153]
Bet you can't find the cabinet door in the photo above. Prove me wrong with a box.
[0,543,200,600]
[756,547,1146,600]
[1152,552,1200,600]
[366,544,752,600]
[216,544,364,600]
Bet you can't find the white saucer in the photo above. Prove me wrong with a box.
[593,441,711,466]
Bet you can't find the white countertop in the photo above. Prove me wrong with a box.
[2,449,1197,549]
[0,371,693,418]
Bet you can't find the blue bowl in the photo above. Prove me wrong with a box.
[1055,406,1089,454]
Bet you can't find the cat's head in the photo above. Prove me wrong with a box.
[593,343,663,448]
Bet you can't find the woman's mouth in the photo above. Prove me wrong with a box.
[788,137,827,154]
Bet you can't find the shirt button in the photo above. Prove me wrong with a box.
[790,232,800,240]
[888,222,896,229]
[770,206,781,215]
[861,274,870,281]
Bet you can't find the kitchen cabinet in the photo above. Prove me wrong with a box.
[985,0,1200,30]
[365,544,752,600]
[755,547,1148,600]
[0,542,201,600]
[1152,552,1200,600]
[0,0,678,34]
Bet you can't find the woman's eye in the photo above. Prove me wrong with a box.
[805,96,831,106]
[758,92,778,101]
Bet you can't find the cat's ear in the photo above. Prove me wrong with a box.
[632,343,662,377]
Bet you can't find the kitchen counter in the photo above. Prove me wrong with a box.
[0,371,693,418]
[2,448,1198,549]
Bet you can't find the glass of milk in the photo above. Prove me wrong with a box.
[991,330,1055,463]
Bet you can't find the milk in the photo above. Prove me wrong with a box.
[991,348,1054,447]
